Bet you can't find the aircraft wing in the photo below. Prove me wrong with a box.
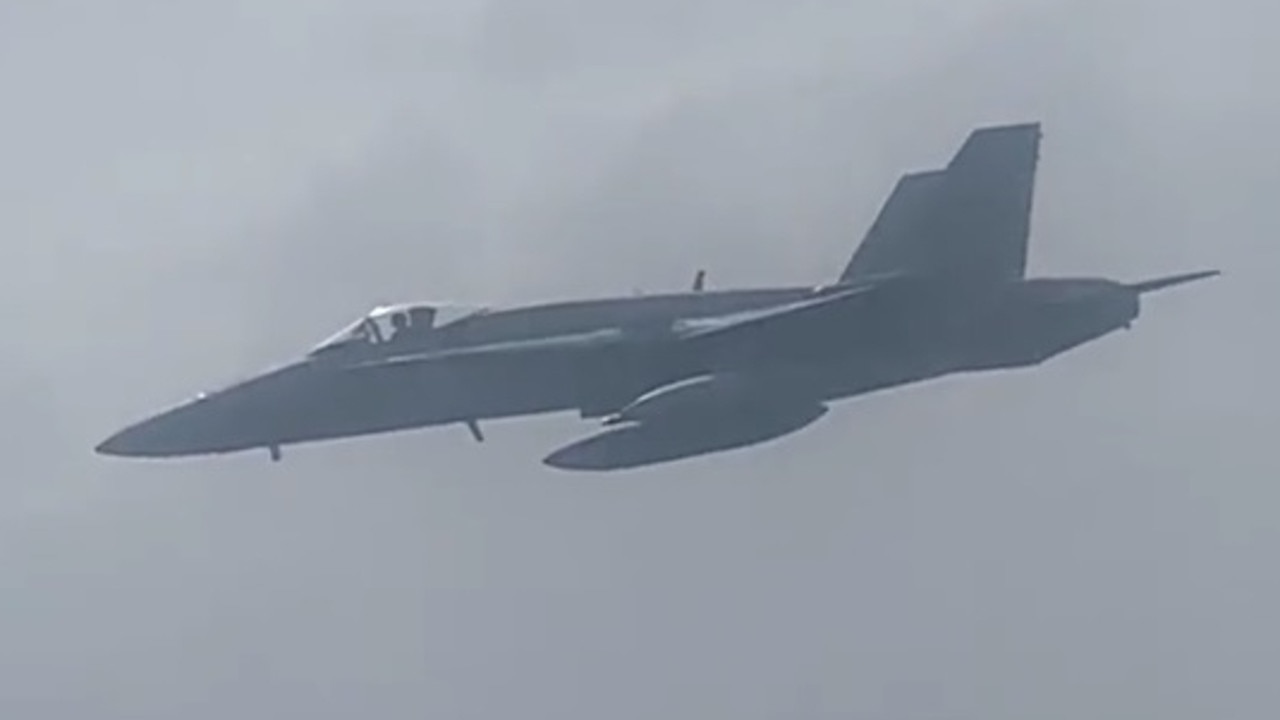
[840,122,1041,286]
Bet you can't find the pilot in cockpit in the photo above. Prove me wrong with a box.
[389,311,411,341]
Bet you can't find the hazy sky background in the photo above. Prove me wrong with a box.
[1,0,1276,717]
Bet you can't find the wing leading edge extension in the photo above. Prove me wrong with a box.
[674,284,878,357]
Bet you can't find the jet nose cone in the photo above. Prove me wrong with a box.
[94,418,168,457]
[94,399,236,458]
[94,431,129,456]
[94,363,306,459]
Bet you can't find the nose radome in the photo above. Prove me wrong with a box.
[93,415,175,457]
[95,362,313,459]
[94,398,237,458]
[94,431,129,456]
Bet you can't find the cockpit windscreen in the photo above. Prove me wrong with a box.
[308,302,489,356]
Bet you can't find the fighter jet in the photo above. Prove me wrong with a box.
[95,122,1218,470]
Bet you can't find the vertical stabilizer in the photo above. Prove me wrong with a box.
[840,122,1041,286]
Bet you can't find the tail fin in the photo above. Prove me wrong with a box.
[1127,269,1220,294]
[839,170,947,283]
[840,122,1041,286]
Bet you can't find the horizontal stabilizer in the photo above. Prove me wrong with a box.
[1127,270,1220,294]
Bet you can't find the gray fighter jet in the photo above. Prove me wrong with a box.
[95,122,1218,470]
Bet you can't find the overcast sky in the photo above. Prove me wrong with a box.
[1,0,1276,717]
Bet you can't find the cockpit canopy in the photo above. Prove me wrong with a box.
[308,302,490,357]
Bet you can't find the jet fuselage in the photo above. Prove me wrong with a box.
[95,121,1217,469]
[94,276,1140,459]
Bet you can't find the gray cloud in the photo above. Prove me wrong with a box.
[1,0,1276,717]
